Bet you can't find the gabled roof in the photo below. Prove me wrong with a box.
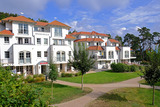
[0,30,14,36]
[65,35,76,39]
[35,21,48,26]
[87,46,104,51]
[49,20,71,28]
[74,38,104,42]
[71,31,109,37]
[115,46,120,51]
[109,39,120,44]
[2,16,35,23]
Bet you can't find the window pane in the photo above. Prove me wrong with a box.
[44,38,48,44]
[4,37,9,43]
[44,51,47,57]
[37,38,41,44]
[37,51,41,57]
[5,51,9,58]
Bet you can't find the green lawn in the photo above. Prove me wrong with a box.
[31,81,92,104]
[88,88,160,107]
[58,71,139,84]
[139,79,160,86]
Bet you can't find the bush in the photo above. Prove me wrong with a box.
[130,65,139,72]
[139,66,145,72]
[34,77,43,82]
[61,72,73,77]
[38,74,44,77]
[33,74,38,78]
[75,72,82,76]
[111,63,130,72]
[140,61,149,65]
[26,75,34,83]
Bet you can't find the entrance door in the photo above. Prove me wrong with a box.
[60,64,62,71]
[41,65,46,74]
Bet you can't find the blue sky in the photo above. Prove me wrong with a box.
[0,0,160,38]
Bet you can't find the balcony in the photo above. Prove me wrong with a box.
[1,59,13,64]
[19,58,31,64]
[33,31,50,36]
[54,57,66,62]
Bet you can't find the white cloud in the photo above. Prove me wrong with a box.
[113,0,160,25]
[135,26,141,31]
[78,0,130,11]
[0,0,49,18]
[116,27,127,36]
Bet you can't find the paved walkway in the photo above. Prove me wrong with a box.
[50,77,160,107]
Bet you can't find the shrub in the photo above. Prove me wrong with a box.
[33,74,38,78]
[75,72,82,76]
[38,74,44,77]
[111,63,131,72]
[139,66,145,72]
[130,65,139,72]
[34,77,42,82]
[140,61,149,65]
[26,75,34,83]
[61,72,73,77]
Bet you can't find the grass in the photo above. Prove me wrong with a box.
[88,87,160,107]
[139,79,160,86]
[58,71,139,84]
[31,81,92,104]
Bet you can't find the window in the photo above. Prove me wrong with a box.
[25,38,29,44]
[125,51,129,58]
[37,51,41,57]
[68,40,71,45]
[4,37,9,43]
[37,38,41,44]
[5,51,9,58]
[59,40,62,45]
[19,52,24,63]
[54,40,58,45]
[18,38,23,44]
[34,27,38,31]
[62,52,65,61]
[18,23,28,34]
[55,27,62,37]
[69,51,71,56]
[57,51,60,61]
[99,51,102,55]
[41,27,44,32]
[44,51,47,57]
[88,42,90,46]
[26,51,31,63]
[108,51,114,59]
[44,38,48,45]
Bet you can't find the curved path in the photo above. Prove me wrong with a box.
[50,77,160,107]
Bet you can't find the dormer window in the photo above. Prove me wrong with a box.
[18,23,28,34]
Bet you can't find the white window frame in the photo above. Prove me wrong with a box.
[4,37,9,44]
[37,51,41,57]
[44,51,48,57]
[18,23,28,34]
[44,38,48,45]
[55,27,62,37]
[5,51,10,58]
[125,51,129,58]
[37,38,41,44]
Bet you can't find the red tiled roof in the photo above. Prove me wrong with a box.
[0,30,14,36]
[87,46,104,51]
[65,35,76,39]
[0,20,2,23]
[115,46,120,51]
[109,39,120,43]
[71,31,109,37]
[74,38,104,42]
[130,48,133,50]
[2,16,35,23]
[49,20,71,28]
[35,21,48,26]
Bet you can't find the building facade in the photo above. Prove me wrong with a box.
[71,31,136,69]
[0,16,75,76]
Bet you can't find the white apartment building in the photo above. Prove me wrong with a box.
[0,16,75,76]
[71,31,136,69]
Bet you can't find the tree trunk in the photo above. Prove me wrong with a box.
[52,81,53,99]
[152,85,155,105]
[81,74,83,90]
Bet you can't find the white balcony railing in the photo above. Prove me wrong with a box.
[1,59,13,64]
[19,58,31,64]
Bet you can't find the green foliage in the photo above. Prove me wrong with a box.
[111,63,129,72]
[0,66,47,106]
[61,72,73,77]
[75,72,82,76]
[130,65,139,72]
[37,18,48,23]
[48,63,58,82]
[0,12,18,20]
[26,75,34,83]
[69,42,95,75]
